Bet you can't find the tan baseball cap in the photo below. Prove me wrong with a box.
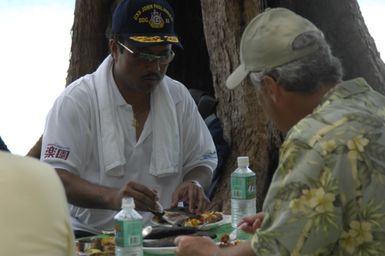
[226,8,323,89]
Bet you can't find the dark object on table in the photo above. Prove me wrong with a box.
[0,136,10,152]
[143,226,198,240]
[143,227,216,247]
[74,230,98,239]
[148,208,173,225]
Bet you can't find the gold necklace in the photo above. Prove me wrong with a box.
[131,98,150,131]
[132,108,148,130]
[132,117,138,129]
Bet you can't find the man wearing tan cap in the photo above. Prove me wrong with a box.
[175,7,385,256]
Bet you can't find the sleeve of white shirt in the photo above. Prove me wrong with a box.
[41,83,94,175]
[176,83,218,178]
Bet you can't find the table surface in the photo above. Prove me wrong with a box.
[76,216,253,256]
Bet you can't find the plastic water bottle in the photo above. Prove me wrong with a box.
[231,156,256,228]
[114,197,143,256]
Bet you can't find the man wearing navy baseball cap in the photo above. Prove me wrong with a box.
[110,0,182,48]
[41,0,217,238]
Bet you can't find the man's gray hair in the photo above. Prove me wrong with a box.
[250,33,343,94]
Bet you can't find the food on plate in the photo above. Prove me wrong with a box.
[76,236,114,256]
[183,211,223,228]
[152,207,223,228]
[218,233,241,248]
[153,206,195,224]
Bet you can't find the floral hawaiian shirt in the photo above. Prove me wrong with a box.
[251,78,385,255]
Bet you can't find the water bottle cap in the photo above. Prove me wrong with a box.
[237,156,249,167]
[122,197,135,209]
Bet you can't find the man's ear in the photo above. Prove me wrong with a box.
[109,39,119,61]
[262,75,280,103]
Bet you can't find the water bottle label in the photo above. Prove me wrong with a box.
[231,176,256,199]
[115,219,143,247]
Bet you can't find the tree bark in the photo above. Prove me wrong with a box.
[200,0,282,213]
[66,0,112,85]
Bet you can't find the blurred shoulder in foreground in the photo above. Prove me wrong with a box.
[0,152,75,256]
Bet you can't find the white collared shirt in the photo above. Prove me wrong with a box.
[41,57,217,233]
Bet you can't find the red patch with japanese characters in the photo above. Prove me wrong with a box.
[44,144,70,160]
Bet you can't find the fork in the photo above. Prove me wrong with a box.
[148,208,173,225]
[229,227,239,241]
[229,222,248,241]
[147,201,174,225]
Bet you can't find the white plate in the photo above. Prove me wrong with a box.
[143,245,176,255]
[198,214,229,230]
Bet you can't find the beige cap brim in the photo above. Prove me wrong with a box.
[225,64,249,89]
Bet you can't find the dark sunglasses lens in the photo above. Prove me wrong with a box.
[139,52,174,65]
[161,52,174,64]
[140,54,156,63]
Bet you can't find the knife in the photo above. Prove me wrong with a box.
[148,201,173,225]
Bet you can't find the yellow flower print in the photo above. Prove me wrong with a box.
[340,231,356,254]
[347,150,359,161]
[292,188,335,214]
[315,193,335,213]
[320,140,337,155]
[347,135,368,162]
[347,135,369,152]
[301,189,317,202]
[340,220,374,254]
[290,198,306,213]
[307,188,335,213]
[349,221,373,244]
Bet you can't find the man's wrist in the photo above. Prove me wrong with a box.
[102,188,120,210]
[183,166,212,189]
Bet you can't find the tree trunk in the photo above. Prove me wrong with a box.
[200,0,282,213]
[66,0,112,85]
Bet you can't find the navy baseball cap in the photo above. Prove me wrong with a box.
[111,0,181,48]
